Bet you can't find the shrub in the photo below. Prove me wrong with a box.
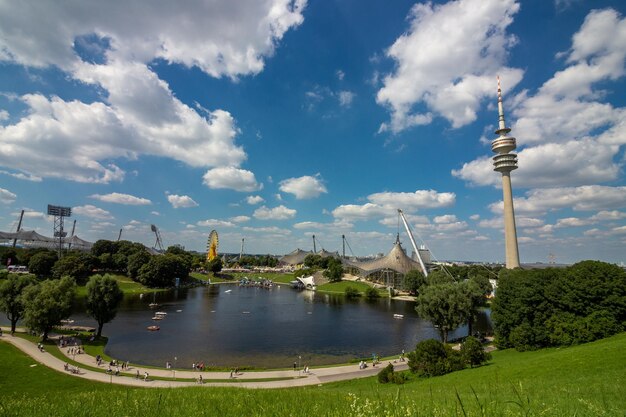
[344,286,361,299]
[407,339,449,377]
[365,286,380,299]
[460,336,491,368]
[377,363,394,383]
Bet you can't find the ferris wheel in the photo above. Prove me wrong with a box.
[207,230,219,261]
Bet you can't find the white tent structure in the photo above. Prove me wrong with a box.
[0,230,93,251]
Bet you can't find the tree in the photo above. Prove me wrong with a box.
[426,269,455,286]
[416,283,470,343]
[0,274,36,334]
[22,277,76,341]
[207,257,223,274]
[407,339,462,377]
[0,248,19,267]
[85,274,124,338]
[91,239,118,257]
[137,254,190,288]
[52,253,96,284]
[460,336,491,368]
[323,258,343,282]
[27,251,57,278]
[403,269,427,295]
[127,250,151,280]
[463,277,492,337]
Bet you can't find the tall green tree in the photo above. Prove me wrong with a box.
[127,249,151,280]
[137,254,190,287]
[52,253,96,284]
[22,277,76,341]
[323,258,343,282]
[85,274,124,338]
[0,274,36,334]
[403,269,427,295]
[463,277,492,336]
[416,283,470,343]
[27,251,57,278]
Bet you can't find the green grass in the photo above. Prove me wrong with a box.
[75,274,158,297]
[3,332,623,416]
[317,280,388,297]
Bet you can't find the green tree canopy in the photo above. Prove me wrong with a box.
[403,269,427,295]
[0,274,36,334]
[22,276,76,341]
[127,249,151,280]
[323,257,343,282]
[52,253,96,284]
[416,283,470,343]
[137,254,190,288]
[207,257,223,274]
[27,251,58,278]
[85,274,124,338]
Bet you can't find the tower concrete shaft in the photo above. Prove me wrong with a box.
[492,77,520,269]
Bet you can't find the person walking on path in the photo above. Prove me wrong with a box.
[293,362,296,371]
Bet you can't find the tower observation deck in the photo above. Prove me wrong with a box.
[492,77,520,269]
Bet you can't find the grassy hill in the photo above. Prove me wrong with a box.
[1,333,624,416]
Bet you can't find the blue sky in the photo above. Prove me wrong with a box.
[0,0,625,264]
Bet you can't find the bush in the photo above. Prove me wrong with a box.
[377,363,394,383]
[365,286,380,299]
[344,286,361,299]
[407,339,449,377]
[460,336,491,368]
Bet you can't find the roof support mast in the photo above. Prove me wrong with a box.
[398,209,428,277]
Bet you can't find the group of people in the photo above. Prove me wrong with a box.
[36,343,45,352]
[229,367,240,378]
[191,362,206,371]
[134,370,149,381]
[63,362,80,374]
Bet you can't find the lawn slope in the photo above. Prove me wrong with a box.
[1,333,624,416]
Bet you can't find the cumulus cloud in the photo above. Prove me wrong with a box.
[338,91,355,107]
[376,0,522,132]
[0,188,17,204]
[167,194,198,208]
[0,170,42,182]
[0,0,306,183]
[242,226,291,235]
[72,204,113,220]
[279,174,327,199]
[90,192,151,205]
[454,8,626,189]
[197,219,235,228]
[253,205,296,220]
[368,190,455,210]
[203,167,262,192]
[489,186,626,215]
[246,195,265,205]
[230,215,250,223]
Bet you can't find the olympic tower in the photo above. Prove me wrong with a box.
[491,77,520,269]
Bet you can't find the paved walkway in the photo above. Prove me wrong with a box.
[0,330,408,389]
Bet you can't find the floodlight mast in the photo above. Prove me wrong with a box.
[47,204,71,259]
[398,209,428,277]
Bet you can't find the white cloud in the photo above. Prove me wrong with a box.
[196,219,235,228]
[0,110,8,121]
[336,69,345,80]
[0,170,42,182]
[90,192,151,205]
[433,215,457,224]
[454,8,626,190]
[242,226,291,235]
[0,188,17,204]
[279,174,327,199]
[470,214,480,221]
[376,0,522,132]
[555,217,594,228]
[368,190,455,210]
[489,186,626,215]
[151,211,160,216]
[203,167,262,192]
[590,210,626,221]
[253,205,297,220]
[338,91,355,107]
[72,204,113,220]
[167,194,198,209]
[0,1,307,183]
[230,215,251,223]
[246,195,265,205]
[333,203,394,221]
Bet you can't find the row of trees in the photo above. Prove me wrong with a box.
[492,260,625,350]
[0,274,123,339]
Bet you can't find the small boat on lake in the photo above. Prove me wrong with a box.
[152,316,164,320]
[393,314,404,319]
[155,312,167,316]
[147,325,160,331]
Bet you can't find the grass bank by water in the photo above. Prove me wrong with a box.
[2,332,623,416]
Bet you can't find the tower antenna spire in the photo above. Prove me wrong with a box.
[491,77,520,269]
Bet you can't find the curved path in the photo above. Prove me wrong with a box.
[0,331,408,389]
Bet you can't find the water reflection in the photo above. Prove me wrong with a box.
[66,284,491,369]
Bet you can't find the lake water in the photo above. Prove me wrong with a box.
[67,284,491,368]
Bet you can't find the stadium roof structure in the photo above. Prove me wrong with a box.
[0,229,93,251]
[279,248,313,265]
[344,240,422,277]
